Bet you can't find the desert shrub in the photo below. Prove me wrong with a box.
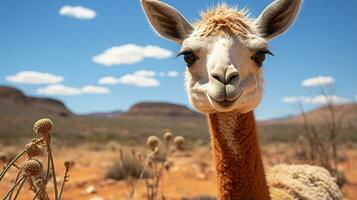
[335,170,348,188]
[294,148,309,161]
[337,153,348,162]
[106,132,186,199]
[84,142,106,151]
[105,153,152,180]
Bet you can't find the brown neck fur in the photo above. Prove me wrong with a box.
[207,111,270,200]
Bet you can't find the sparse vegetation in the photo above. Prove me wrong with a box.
[105,149,151,181]
[1,87,356,199]
[105,131,186,199]
[290,83,349,186]
[0,118,71,200]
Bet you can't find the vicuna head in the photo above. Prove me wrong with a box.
[141,0,301,114]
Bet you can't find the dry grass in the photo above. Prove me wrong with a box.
[105,151,152,180]
[1,143,356,199]
[1,116,356,199]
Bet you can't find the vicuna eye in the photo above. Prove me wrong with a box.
[177,51,198,67]
[251,50,273,67]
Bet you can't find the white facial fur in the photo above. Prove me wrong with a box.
[141,0,301,114]
[182,34,266,114]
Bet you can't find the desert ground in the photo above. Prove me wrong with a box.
[1,143,356,200]
[1,87,356,199]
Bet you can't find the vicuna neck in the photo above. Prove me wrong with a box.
[207,111,270,200]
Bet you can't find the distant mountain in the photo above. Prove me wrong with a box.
[0,86,73,118]
[0,86,208,145]
[1,86,355,145]
[84,111,124,118]
[84,102,202,118]
[0,86,202,118]
[264,103,357,127]
[124,102,203,118]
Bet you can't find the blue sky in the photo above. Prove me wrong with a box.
[0,0,356,119]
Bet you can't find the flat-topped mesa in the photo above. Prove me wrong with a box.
[0,86,72,117]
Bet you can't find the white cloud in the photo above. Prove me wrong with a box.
[98,70,160,87]
[97,69,177,87]
[98,76,120,85]
[134,70,156,77]
[282,95,350,105]
[167,70,179,77]
[59,5,96,20]
[37,84,81,96]
[37,84,110,96]
[306,95,349,104]
[118,74,159,87]
[282,96,301,104]
[157,71,179,77]
[92,44,172,66]
[82,85,110,94]
[5,71,63,85]
[301,76,335,87]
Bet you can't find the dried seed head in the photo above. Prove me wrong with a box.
[174,136,185,150]
[35,179,46,188]
[25,142,42,157]
[164,161,171,171]
[147,136,160,150]
[163,131,173,143]
[33,118,53,135]
[64,160,74,169]
[22,159,43,177]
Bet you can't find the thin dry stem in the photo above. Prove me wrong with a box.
[48,151,59,200]
[0,149,27,182]
[2,176,26,200]
[12,175,26,200]
[58,164,70,200]
[7,168,23,199]
[29,178,50,200]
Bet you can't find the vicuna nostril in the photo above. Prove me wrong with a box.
[212,73,225,84]
[227,73,239,83]
[212,72,239,84]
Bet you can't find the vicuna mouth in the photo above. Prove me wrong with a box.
[208,90,243,109]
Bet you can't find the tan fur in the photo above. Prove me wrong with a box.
[208,112,270,200]
[141,1,343,199]
[194,4,258,39]
[269,187,294,200]
[208,112,344,200]
[267,164,343,200]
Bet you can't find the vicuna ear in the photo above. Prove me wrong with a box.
[141,0,193,44]
[256,0,301,40]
